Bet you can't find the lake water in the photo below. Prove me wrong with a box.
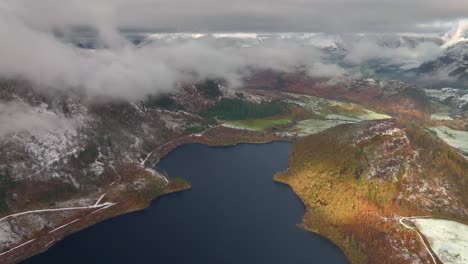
[24,142,348,264]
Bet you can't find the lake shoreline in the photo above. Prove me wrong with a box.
[19,140,349,264]
[274,173,355,264]
[5,127,296,263]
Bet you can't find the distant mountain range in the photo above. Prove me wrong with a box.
[133,32,468,88]
[414,41,468,83]
[57,30,468,89]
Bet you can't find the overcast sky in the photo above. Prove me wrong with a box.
[3,0,468,33]
[0,0,466,104]
[0,0,466,134]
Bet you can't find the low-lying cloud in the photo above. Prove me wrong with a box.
[0,2,463,103]
[0,11,351,101]
[443,20,468,48]
[0,101,75,137]
[344,41,442,67]
[5,0,468,33]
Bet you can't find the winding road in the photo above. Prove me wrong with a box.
[0,195,115,257]
[398,216,438,264]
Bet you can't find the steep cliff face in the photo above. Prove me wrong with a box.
[276,120,468,264]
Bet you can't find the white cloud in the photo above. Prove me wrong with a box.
[308,62,348,78]
[442,19,468,48]
[0,101,75,137]
[4,0,468,33]
[0,0,462,103]
[344,40,442,67]
[0,11,350,101]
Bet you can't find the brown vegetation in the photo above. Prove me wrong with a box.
[275,120,468,264]
[245,71,430,122]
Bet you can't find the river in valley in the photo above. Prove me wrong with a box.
[24,142,347,264]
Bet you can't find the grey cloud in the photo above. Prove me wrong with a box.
[0,10,350,101]
[344,41,443,67]
[1,0,465,138]
[0,101,75,137]
[0,0,464,103]
[307,63,348,78]
[4,0,468,33]
[443,20,468,47]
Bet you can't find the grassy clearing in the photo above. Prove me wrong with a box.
[286,93,391,121]
[223,117,292,131]
[219,93,390,135]
[206,98,288,120]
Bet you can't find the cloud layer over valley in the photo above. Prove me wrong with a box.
[0,0,466,102]
[0,8,350,101]
[5,0,468,33]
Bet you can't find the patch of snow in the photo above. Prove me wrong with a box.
[212,33,259,39]
[0,222,21,251]
[413,218,468,264]
[284,119,350,137]
[222,122,258,131]
[160,113,184,131]
[89,161,105,176]
[431,113,453,121]
[56,198,95,207]
[431,127,468,153]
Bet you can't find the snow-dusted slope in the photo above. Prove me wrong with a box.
[413,218,468,264]
[415,41,468,82]
[136,32,343,49]
[134,32,443,50]
[0,80,215,191]
[442,20,468,49]
[425,88,468,110]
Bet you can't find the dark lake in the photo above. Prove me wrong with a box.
[24,142,347,264]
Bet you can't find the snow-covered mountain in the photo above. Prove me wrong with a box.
[0,79,221,197]
[61,30,468,88]
[442,20,468,48]
[398,21,468,86]
[60,30,444,54]
[133,32,345,49]
[134,32,443,50]
[414,41,468,84]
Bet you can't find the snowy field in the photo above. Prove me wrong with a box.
[284,119,351,137]
[286,93,391,121]
[431,113,453,121]
[412,218,468,264]
[223,93,390,136]
[430,127,468,153]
